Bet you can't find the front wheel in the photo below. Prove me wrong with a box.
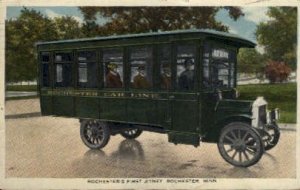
[80,120,110,149]
[262,123,280,151]
[218,122,264,167]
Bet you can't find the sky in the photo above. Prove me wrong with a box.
[6,6,271,44]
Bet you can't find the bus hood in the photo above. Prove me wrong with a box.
[215,99,253,113]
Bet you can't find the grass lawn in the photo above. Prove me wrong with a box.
[6,85,37,91]
[237,83,297,123]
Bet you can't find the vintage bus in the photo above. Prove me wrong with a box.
[37,29,280,167]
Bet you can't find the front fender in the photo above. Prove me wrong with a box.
[202,114,252,143]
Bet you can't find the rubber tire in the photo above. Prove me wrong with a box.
[80,120,110,149]
[120,128,143,139]
[263,123,280,151]
[218,122,264,167]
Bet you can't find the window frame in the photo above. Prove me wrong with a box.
[202,41,237,90]
[101,47,125,90]
[128,45,154,91]
[173,41,199,92]
[156,43,172,91]
[53,51,74,88]
[40,51,51,88]
[76,49,98,89]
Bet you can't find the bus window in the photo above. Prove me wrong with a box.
[203,45,236,88]
[54,52,73,87]
[212,59,229,87]
[130,46,153,89]
[103,49,123,88]
[159,45,171,90]
[176,45,196,91]
[77,51,97,88]
[41,52,50,87]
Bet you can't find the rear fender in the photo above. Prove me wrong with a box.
[202,115,252,143]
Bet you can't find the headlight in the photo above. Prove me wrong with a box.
[275,108,280,120]
[267,111,271,123]
[269,108,280,121]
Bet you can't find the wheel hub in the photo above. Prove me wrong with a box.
[91,125,101,137]
[232,140,246,152]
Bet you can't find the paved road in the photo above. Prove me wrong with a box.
[4,99,296,178]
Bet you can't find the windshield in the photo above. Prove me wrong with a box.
[203,43,236,89]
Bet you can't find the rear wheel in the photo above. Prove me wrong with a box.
[80,120,110,149]
[120,128,143,139]
[218,122,264,167]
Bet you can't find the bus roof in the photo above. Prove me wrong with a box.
[36,29,256,48]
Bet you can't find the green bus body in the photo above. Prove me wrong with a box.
[37,29,255,146]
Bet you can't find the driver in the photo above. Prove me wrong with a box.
[178,59,194,90]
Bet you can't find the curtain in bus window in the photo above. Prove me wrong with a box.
[176,45,196,91]
[56,64,63,83]
[55,52,72,62]
[102,49,123,88]
[54,52,73,87]
[78,63,88,83]
[78,51,97,88]
[130,46,152,89]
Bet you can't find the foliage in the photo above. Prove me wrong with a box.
[6,8,56,82]
[264,61,291,83]
[5,7,83,83]
[53,16,83,39]
[256,7,297,70]
[237,48,266,76]
[78,7,244,35]
[238,83,296,123]
[6,85,37,92]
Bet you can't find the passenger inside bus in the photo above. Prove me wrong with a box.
[106,62,123,88]
[133,65,151,89]
[178,59,194,90]
[160,64,171,90]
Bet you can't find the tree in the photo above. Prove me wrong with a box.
[5,8,58,82]
[256,7,297,70]
[265,60,291,83]
[78,7,244,35]
[5,8,83,83]
[237,48,266,77]
[53,16,83,39]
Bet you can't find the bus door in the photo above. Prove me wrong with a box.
[170,44,200,133]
